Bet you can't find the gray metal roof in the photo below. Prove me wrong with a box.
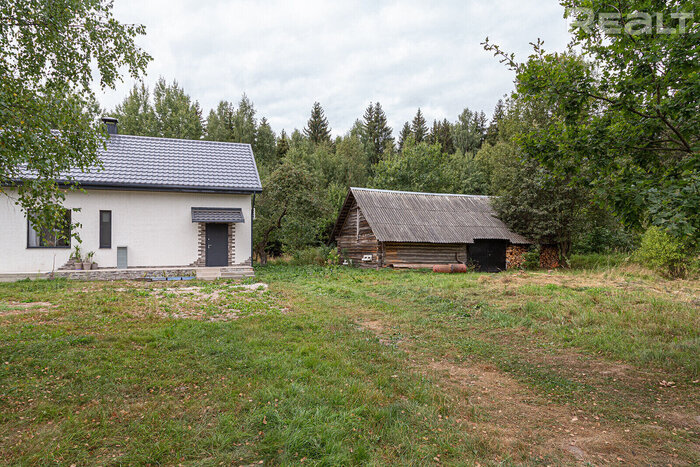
[47,134,262,193]
[191,207,245,223]
[333,187,531,244]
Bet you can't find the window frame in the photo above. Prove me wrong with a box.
[26,210,72,249]
[99,210,112,249]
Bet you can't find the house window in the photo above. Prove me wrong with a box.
[99,210,112,248]
[27,210,71,248]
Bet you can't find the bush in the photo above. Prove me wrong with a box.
[568,253,628,270]
[290,246,334,266]
[572,224,634,254]
[634,226,688,278]
[523,246,540,270]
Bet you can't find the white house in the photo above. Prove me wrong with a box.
[0,118,262,276]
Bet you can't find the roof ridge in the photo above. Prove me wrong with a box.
[107,133,254,148]
[350,187,490,199]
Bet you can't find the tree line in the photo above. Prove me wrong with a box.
[108,78,635,264]
[5,0,694,274]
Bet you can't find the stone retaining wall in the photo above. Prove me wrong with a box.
[52,268,198,281]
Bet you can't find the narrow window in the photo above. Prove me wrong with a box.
[27,209,71,248]
[99,210,112,248]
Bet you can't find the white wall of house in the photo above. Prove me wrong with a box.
[0,189,253,273]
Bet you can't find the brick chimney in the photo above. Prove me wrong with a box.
[101,116,118,135]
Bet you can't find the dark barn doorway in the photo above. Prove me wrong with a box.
[468,239,507,272]
[205,223,228,267]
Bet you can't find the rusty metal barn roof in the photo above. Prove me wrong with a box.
[333,187,530,244]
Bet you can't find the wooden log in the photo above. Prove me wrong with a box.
[432,264,468,273]
[539,245,560,269]
[506,244,528,269]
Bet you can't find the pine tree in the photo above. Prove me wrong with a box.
[411,108,428,143]
[112,82,156,136]
[303,102,331,144]
[398,122,412,151]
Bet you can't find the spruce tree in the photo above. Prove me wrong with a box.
[428,119,439,145]
[303,102,331,144]
[373,102,394,158]
[411,108,428,143]
[361,102,377,161]
[434,119,455,154]
[254,117,277,174]
[485,99,505,145]
[277,130,290,158]
[398,122,412,151]
[361,102,394,164]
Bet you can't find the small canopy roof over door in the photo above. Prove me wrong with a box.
[191,207,245,223]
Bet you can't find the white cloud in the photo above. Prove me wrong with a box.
[97,0,571,136]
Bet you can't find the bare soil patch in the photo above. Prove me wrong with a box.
[492,270,700,305]
[117,282,284,322]
[357,318,698,465]
[0,301,55,317]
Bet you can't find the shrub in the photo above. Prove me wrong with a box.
[523,246,540,270]
[290,246,333,266]
[634,226,688,278]
[572,224,634,254]
[326,248,341,265]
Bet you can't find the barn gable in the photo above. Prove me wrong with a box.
[333,194,382,267]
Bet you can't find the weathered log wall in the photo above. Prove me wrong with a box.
[335,200,381,268]
[506,245,528,270]
[384,242,468,268]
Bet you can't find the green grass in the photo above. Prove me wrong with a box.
[1,262,698,465]
[0,280,490,465]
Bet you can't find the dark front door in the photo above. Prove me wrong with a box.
[205,223,228,267]
[468,240,507,272]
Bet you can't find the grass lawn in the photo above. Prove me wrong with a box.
[0,263,698,465]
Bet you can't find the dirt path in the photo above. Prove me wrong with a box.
[358,318,699,465]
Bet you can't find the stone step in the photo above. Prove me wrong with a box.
[220,267,255,278]
[195,268,221,281]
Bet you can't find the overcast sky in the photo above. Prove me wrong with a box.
[97,0,572,137]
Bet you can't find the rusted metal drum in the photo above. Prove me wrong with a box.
[432,264,468,273]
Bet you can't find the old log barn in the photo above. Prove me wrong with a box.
[331,188,531,272]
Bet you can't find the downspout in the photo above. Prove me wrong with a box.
[251,193,255,266]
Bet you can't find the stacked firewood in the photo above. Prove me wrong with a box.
[539,245,560,269]
[506,245,528,269]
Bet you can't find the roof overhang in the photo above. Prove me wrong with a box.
[3,180,262,194]
[191,207,245,223]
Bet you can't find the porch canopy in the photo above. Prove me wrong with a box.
[191,207,244,223]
